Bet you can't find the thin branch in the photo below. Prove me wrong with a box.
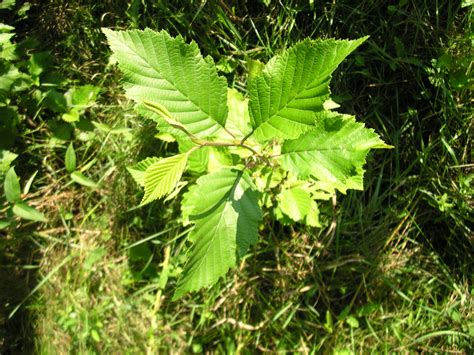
[189,137,266,161]
[240,129,255,145]
[211,317,266,331]
[240,143,261,157]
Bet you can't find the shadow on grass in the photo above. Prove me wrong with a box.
[0,229,38,354]
[178,195,471,351]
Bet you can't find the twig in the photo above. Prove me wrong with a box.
[324,193,338,245]
[211,317,266,331]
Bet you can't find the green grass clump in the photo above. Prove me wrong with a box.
[1,0,472,353]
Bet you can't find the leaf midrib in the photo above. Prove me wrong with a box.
[284,147,354,154]
[194,204,230,283]
[255,47,331,127]
[183,172,243,289]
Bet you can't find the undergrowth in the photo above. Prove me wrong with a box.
[1,0,472,353]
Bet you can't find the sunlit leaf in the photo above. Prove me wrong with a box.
[127,156,160,186]
[249,37,368,142]
[103,28,228,138]
[13,202,47,222]
[281,111,391,193]
[278,186,312,222]
[174,169,261,299]
[71,171,98,188]
[141,153,188,205]
[4,166,21,203]
[65,142,76,173]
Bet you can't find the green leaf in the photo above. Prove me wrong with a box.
[0,64,22,92]
[70,85,100,110]
[278,186,312,222]
[92,121,111,132]
[224,88,252,139]
[177,137,209,174]
[174,169,261,299]
[0,0,15,10]
[143,100,198,140]
[176,132,235,176]
[0,150,17,173]
[65,143,76,173]
[141,153,188,205]
[43,90,68,113]
[127,156,160,186]
[306,200,321,227]
[0,24,14,33]
[154,132,175,142]
[247,59,265,85]
[103,28,228,138]
[4,166,21,203]
[83,247,106,270]
[281,111,391,193]
[71,171,98,188]
[13,202,47,222]
[27,51,53,78]
[207,147,234,173]
[346,316,360,328]
[249,37,368,142]
[23,170,38,195]
[0,220,10,229]
[62,109,80,122]
[181,182,200,225]
[0,32,16,60]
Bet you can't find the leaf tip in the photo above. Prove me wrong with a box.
[171,288,185,302]
[101,27,113,38]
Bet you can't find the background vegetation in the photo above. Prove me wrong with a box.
[1,0,472,353]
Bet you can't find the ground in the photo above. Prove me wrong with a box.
[0,0,472,353]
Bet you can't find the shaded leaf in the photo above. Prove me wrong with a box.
[27,51,53,77]
[43,89,68,113]
[0,107,19,150]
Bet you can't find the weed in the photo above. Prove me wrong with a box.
[1,0,472,353]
